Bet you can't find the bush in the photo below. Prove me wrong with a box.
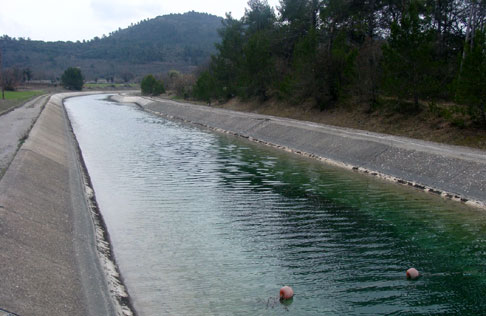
[193,71,216,102]
[141,74,165,96]
[61,67,84,91]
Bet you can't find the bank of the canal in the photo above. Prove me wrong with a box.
[113,94,486,209]
[1,91,485,315]
[0,92,131,316]
[69,94,486,315]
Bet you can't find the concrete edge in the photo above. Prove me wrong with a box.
[111,94,486,211]
[57,92,137,316]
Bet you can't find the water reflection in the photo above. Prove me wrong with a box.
[66,94,486,316]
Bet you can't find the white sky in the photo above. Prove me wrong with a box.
[0,0,281,42]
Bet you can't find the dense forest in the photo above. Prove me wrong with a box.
[0,12,221,81]
[193,0,486,127]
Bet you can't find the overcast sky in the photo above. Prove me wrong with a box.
[0,0,281,42]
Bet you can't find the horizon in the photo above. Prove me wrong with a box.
[0,0,281,43]
[1,11,223,43]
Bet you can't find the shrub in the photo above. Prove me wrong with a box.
[193,71,216,102]
[61,67,84,91]
[141,74,165,96]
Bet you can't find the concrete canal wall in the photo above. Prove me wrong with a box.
[1,91,484,314]
[114,94,486,209]
[0,93,130,316]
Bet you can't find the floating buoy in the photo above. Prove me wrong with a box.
[406,268,420,280]
[279,286,294,300]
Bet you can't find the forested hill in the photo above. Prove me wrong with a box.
[0,11,222,81]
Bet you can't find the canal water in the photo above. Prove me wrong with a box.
[65,94,486,315]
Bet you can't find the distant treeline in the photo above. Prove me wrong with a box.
[193,0,486,125]
[0,12,222,81]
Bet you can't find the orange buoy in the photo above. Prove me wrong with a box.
[406,268,420,280]
[279,286,294,300]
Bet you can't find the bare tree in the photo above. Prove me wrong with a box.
[2,68,22,92]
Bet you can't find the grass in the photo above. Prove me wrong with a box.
[2,90,44,100]
[0,90,45,114]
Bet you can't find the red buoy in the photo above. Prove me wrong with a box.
[279,286,294,300]
[406,268,420,280]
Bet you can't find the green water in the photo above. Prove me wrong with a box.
[66,95,486,315]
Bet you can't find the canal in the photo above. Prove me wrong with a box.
[66,94,486,315]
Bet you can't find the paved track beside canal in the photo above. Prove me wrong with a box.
[0,95,49,175]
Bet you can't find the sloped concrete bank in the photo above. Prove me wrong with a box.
[113,94,486,210]
[0,92,134,316]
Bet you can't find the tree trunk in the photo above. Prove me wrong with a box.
[470,2,478,49]
[368,0,376,38]
[460,2,474,75]
[457,2,476,100]
[482,103,486,128]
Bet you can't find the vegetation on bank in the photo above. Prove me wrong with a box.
[141,74,165,96]
[61,67,84,91]
[191,0,486,129]
[0,90,44,114]
[1,90,43,101]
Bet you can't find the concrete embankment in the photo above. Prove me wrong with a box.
[0,93,126,316]
[114,94,486,209]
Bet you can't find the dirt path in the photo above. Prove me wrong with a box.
[0,95,49,176]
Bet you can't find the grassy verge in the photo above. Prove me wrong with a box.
[0,90,45,114]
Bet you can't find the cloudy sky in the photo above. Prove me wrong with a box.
[0,0,281,42]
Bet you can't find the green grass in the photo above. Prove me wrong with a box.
[2,90,44,101]
[0,90,45,114]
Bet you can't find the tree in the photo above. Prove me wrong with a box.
[277,0,321,62]
[0,48,3,99]
[61,67,84,91]
[241,0,276,99]
[381,0,436,110]
[2,67,22,91]
[22,68,32,82]
[141,74,165,96]
[456,30,486,126]
[278,0,316,33]
[241,31,275,99]
[245,0,276,32]
[193,71,217,103]
[208,13,246,100]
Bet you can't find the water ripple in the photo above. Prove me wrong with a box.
[66,95,486,316]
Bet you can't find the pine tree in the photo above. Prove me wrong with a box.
[381,0,436,110]
[456,30,486,126]
[61,67,84,91]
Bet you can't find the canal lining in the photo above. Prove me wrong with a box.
[62,95,137,316]
[148,109,485,210]
[110,94,485,211]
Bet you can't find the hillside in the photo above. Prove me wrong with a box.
[0,11,222,81]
